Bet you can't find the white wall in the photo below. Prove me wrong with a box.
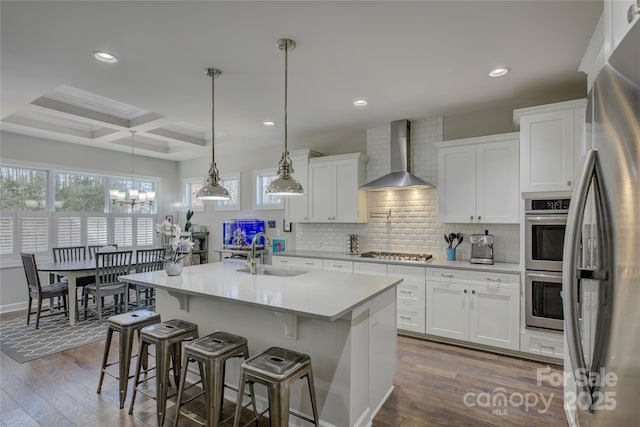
[0,131,181,311]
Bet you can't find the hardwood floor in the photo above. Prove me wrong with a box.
[1,320,565,426]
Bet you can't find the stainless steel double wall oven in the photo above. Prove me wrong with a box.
[524,198,570,331]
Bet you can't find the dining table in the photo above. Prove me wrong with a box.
[37,258,100,326]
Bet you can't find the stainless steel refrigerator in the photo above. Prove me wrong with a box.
[563,21,640,427]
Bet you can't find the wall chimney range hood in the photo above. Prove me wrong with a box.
[361,119,435,190]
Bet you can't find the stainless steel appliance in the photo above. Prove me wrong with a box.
[346,234,360,255]
[524,198,570,271]
[525,270,564,330]
[563,22,639,427]
[359,251,432,263]
[469,230,494,265]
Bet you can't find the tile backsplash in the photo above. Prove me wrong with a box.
[295,116,520,263]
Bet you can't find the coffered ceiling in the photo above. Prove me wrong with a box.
[1,1,601,161]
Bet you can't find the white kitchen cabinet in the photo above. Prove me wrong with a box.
[353,262,387,276]
[606,0,639,58]
[426,268,520,351]
[390,265,426,334]
[272,256,323,270]
[308,153,367,223]
[514,99,587,193]
[284,149,322,223]
[322,259,353,272]
[436,133,519,224]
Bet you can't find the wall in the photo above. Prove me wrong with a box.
[0,131,181,311]
[295,117,520,263]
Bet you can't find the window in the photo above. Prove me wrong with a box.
[21,215,49,253]
[136,217,154,247]
[113,217,133,248]
[253,169,283,210]
[216,172,241,211]
[55,172,106,212]
[87,216,108,246]
[56,215,82,247]
[184,177,205,212]
[0,216,14,255]
[1,166,47,211]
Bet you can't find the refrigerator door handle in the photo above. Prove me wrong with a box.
[563,148,597,409]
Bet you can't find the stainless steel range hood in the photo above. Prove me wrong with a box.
[361,119,435,190]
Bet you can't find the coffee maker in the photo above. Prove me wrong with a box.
[470,230,494,265]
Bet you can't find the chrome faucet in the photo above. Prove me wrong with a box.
[248,232,272,275]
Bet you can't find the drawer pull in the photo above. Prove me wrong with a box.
[305,262,315,265]
[440,273,454,278]
[486,277,502,282]
[538,344,555,350]
[399,315,412,320]
[463,289,468,294]
[333,264,343,268]
[280,260,289,263]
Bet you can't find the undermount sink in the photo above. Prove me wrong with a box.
[235,266,309,277]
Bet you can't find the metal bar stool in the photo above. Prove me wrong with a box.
[233,347,319,427]
[128,319,199,426]
[97,309,162,409]
[173,331,258,427]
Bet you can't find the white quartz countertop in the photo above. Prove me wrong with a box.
[272,250,522,274]
[120,261,402,321]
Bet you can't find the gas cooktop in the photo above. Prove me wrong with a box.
[359,251,433,263]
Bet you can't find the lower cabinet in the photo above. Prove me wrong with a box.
[272,256,323,270]
[426,268,520,351]
[390,265,426,334]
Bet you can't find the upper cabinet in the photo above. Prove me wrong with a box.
[435,133,519,224]
[514,99,586,194]
[308,153,367,223]
[284,149,322,223]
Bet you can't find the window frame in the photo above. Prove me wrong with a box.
[215,172,241,212]
[253,169,283,210]
[184,176,205,212]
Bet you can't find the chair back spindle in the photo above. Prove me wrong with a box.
[135,248,166,273]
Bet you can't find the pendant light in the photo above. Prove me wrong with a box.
[196,68,231,201]
[265,38,304,197]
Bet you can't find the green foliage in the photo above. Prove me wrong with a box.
[185,209,194,231]
[0,167,47,210]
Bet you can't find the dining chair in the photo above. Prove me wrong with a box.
[131,248,166,309]
[84,250,132,322]
[52,246,95,317]
[88,244,118,260]
[20,253,69,329]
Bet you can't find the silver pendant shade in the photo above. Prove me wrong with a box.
[196,68,231,201]
[265,38,304,197]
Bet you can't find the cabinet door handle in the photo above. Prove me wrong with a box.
[463,289,468,294]
[470,215,474,221]
[567,180,572,186]
[486,277,502,282]
[399,315,412,320]
[471,290,476,294]
[440,273,454,278]
[477,215,481,221]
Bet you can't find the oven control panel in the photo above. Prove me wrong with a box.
[525,198,570,212]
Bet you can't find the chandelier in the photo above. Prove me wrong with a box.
[109,130,155,208]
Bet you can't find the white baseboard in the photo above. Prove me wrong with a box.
[366,385,394,426]
[0,301,29,314]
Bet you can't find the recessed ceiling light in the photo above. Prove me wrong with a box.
[353,98,368,107]
[92,51,118,64]
[489,67,510,78]
[263,120,276,126]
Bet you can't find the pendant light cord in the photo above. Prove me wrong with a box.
[284,40,288,157]
[210,69,216,167]
[130,130,136,189]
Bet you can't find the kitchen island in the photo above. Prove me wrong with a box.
[120,260,401,427]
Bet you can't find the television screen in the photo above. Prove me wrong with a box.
[223,220,266,248]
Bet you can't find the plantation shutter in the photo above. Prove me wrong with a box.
[136,217,154,247]
[57,216,82,247]
[86,217,108,246]
[21,217,49,253]
[114,217,133,247]
[0,217,14,255]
